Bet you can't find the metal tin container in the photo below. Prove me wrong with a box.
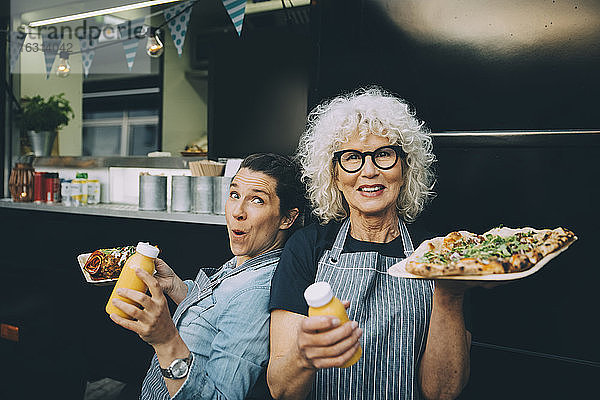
[138,175,167,211]
[171,175,191,212]
[212,177,232,215]
[191,176,213,214]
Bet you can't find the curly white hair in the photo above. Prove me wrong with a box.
[296,87,436,223]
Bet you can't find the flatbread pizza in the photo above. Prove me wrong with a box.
[392,226,576,279]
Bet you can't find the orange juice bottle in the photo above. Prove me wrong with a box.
[304,281,362,368]
[106,242,159,319]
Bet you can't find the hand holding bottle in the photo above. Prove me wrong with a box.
[296,282,363,370]
[109,267,180,348]
[153,258,187,305]
[106,242,159,319]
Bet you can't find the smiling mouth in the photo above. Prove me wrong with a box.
[358,185,385,194]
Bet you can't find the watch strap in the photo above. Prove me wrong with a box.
[160,353,193,379]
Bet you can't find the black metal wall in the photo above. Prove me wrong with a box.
[313,0,600,132]
[208,11,311,159]
[310,1,600,396]
[419,133,600,399]
[0,209,231,399]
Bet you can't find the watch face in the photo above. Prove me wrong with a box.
[171,359,189,378]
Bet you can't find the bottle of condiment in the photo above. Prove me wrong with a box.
[304,281,362,368]
[78,172,88,205]
[105,242,160,319]
[87,179,100,205]
[61,179,71,206]
[71,172,88,206]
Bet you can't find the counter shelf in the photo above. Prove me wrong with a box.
[0,198,226,225]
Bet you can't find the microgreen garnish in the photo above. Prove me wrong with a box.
[417,232,539,265]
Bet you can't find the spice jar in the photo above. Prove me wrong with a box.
[8,163,35,202]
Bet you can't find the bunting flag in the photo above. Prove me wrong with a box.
[9,31,27,73]
[79,37,97,78]
[222,0,246,36]
[23,1,247,77]
[41,34,63,79]
[118,18,146,71]
[163,0,194,56]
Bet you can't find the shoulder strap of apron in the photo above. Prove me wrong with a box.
[399,219,415,257]
[328,219,351,263]
[173,249,282,324]
[328,218,415,262]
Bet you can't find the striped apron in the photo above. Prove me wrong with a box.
[312,218,434,400]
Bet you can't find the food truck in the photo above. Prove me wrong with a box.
[1,1,598,399]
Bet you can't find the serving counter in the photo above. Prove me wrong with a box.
[0,198,231,399]
[0,198,226,225]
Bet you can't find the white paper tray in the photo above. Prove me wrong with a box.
[77,253,118,286]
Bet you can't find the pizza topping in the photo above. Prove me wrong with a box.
[419,231,539,266]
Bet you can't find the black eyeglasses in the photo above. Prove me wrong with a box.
[332,145,406,173]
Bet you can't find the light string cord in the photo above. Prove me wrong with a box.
[1,0,200,57]
[0,1,198,110]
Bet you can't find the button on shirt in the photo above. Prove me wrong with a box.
[141,249,281,400]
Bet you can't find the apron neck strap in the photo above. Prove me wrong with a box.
[329,217,414,262]
[173,249,282,323]
[399,219,414,257]
[329,218,351,263]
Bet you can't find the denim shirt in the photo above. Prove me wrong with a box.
[141,249,281,400]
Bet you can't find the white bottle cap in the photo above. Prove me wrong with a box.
[136,242,160,258]
[304,281,334,308]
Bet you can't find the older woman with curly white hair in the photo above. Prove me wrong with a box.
[267,88,471,400]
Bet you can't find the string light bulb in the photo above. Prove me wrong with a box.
[146,28,164,58]
[56,51,71,77]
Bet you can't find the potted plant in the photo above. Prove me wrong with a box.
[18,93,75,156]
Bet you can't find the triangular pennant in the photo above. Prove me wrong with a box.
[41,34,63,79]
[163,0,194,56]
[117,18,146,71]
[79,38,97,78]
[222,0,246,36]
[9,31,27,73]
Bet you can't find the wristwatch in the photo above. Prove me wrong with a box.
[160,353,193,379]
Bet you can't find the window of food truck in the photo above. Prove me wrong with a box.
[8,0,213,158]
[82,76,162,156]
